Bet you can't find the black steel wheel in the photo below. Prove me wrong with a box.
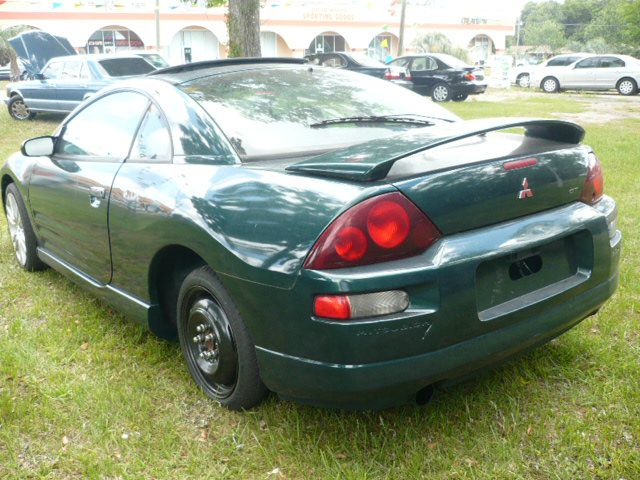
[8,95,35,121]
[177,266,267,410]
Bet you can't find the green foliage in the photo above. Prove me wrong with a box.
[412,32,470,62]
[523,19,566,51]
[519,0,640,54]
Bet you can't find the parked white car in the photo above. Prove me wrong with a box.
[532,54,640,96]
[516,53,589,89]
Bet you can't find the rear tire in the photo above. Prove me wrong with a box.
[3,183,46,271]
[431,83,451,102]
[452,94,468,102]
[541,77,559,93]
[617,78,637,96]
[177,266,268,410]
[8,95,35,121]
[516,73,530,88]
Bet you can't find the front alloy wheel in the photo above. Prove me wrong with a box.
[5,191,27,266]
[8,96,35,121]
[3,184,45,271]
[517,74,530,88]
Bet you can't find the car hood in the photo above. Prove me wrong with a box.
[9,30,76,76]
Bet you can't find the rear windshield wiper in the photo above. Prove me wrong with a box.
[309,115,436,128]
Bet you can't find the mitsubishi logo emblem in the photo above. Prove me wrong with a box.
[518,178,534,199]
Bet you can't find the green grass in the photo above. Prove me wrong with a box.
[1,87,639,479]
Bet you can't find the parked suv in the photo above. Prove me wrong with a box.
[532,54,640,95]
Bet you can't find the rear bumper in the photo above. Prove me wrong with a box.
[452,81,487,96]
[257,271,618,409]
[252,198,621,409]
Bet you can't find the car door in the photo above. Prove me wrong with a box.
[562,57,599,88]
[596,56,626,89]
[408,56,440,95]
[27,90,150,284]
[18,60,62,111]
[56,59,91,111]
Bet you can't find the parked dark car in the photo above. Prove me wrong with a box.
[387,53,487,102]
[5,54,156,120]
[304,52,412,89]
[1,58,620,411]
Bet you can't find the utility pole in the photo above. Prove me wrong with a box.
[397,0,407,56]
[155,0,160,50]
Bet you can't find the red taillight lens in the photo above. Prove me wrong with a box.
[314,295,351,319]
[463,73,476,81]
[580,152,604,204]
[304,192,441,270]
[367,200,410,248]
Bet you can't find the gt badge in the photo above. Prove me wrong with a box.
[518,178,533,199]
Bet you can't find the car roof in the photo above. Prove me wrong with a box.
[148,57,306,84]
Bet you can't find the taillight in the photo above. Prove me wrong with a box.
[463,72,476,81]
[304,192,441,270]
[580,152,604,204]
[314,291,410,320]
[384,69,399,80]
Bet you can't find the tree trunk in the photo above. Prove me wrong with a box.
[227,0,261,58]
[9,54,20,81]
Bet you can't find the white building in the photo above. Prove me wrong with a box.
[0,0,515,64]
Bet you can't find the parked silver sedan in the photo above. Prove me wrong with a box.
[532,54,640,96]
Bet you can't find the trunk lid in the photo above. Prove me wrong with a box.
[286,118,590,234]
[390,133,589,234]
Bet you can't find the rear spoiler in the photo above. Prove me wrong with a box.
[286,118,585,182]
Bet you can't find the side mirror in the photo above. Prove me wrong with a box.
[33,73,45,80]
[21,136,55,157]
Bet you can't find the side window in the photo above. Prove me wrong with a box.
[575,58,599,69]
[56,91,149,160]
[412,57,437,71]
[61,61,81,79]
[598,57,625,68]
[42,61,63,79]
[79,62,91,80]
[389,57,410,68]
[322,55,346,68]
[129,103,172,163]
[547,57,568,67]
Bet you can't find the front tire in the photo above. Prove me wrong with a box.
[3,183,46,271]
[8,95,35,121]
[431,83,451,102]
[541,77,559,93]
[177,266,268,410]
[617,78,637,96]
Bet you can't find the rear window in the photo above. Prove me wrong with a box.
[98,58,155,77]
[180,66,458,159]
[434,54,471,69]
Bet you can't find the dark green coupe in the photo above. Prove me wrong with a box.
[1,58,621,410]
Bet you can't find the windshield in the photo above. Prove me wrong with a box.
[180,66,457,159]
[435,54,472,69]
[98,57,156,77]
[349,53,385,67]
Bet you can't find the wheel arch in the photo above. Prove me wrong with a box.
[147,244,208,339]
[616,76,638,92]
[1,173,15,207]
